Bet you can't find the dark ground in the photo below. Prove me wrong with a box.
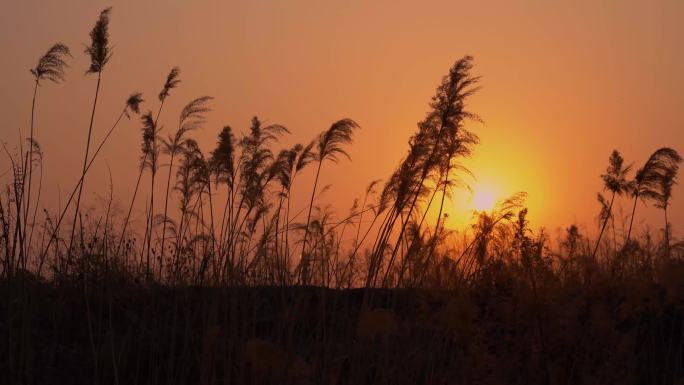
[2,271,683,385]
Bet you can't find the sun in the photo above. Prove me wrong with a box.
[471,187,497,212]
[451,181,501,219]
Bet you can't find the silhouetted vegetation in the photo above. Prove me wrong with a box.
[2,8,683,385]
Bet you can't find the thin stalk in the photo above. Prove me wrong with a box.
[22,80,39,260]
[145,167,156,279]
[116,101,166,259]
[159,153,176,277]
[68,71,102,257]
[592,192,615,259]
[115,165,145,256]
[664,207,670,257]
[626,194,639,245]
[300,159,323,285]
[26,156,43,260]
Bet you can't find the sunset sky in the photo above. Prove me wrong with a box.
[1,0,683,238]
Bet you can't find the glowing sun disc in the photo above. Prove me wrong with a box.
[472,189,496,211]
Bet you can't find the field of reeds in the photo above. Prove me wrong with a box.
[2,8,683,385]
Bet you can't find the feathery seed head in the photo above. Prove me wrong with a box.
[126,92,144,116]
[85,7,112,74]
[31,43,71,84]
[159,67,181,102]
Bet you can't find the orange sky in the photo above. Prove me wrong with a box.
[1,0,683,238]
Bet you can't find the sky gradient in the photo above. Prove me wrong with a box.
[1,0,683,238]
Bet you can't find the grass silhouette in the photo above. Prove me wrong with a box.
[1,7,683,385]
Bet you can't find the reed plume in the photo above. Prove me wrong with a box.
[117,68,181,261]
[159,67,181,102]
[592,150,631,258]
[68,7,113,258]
[84,8,112,74]
[370,56,479,287]
[23,43,71,260]
[159,96,213,277]
[654,168,677,256]
[31,43,71,84]
[626,147,681,244]
[299,119,358,285]
[140,111,160,276]
[209,126,237,270]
